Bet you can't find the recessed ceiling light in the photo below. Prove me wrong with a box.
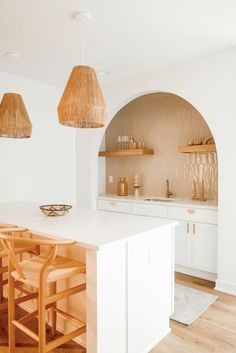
[2,52,19,59]
[72,10,92,22]
[99,71,110,77]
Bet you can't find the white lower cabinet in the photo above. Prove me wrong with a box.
[191,222,217,273]
[174,221,191,267]
[174,220,217,274]
[97,197,218,279]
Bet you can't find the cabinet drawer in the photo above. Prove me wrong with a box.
[97,199,132,214]
[132,203,168,218]
[168,206,217,224]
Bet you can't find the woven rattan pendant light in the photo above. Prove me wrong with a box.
[0,93,32,138]
[57,11,107,128]
[58,65,107,128]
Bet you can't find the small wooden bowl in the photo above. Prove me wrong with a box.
[40,204,72,217]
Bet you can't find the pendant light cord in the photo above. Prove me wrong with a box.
[81,21,85,65]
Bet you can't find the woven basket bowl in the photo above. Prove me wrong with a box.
[40,204,72,217]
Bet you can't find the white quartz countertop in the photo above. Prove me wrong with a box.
[98,194,218,210]
[0,202,177,250]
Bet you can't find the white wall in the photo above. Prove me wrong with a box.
[0,72,76,205]
[76,45,236,295]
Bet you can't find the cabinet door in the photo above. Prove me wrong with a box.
[191,223,217,273]
[127,226,174,353]
[174,221,191,267]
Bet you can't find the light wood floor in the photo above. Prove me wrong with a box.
[151,273,236,353]
[0,273,236,352]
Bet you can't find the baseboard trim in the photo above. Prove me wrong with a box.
[175,265,217,282]
[215,279,236,296]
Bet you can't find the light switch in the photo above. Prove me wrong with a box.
[108,175,114,183]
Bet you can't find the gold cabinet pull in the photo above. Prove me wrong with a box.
[193,223,196,234]
[188,208,196,214]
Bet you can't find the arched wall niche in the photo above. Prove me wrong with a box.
[98,91,218,201]
[97,89,218,151]
[77,48,236,296]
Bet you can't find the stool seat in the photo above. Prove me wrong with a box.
[11,254,86,288]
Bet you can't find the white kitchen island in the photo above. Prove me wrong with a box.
[0,202,177,353]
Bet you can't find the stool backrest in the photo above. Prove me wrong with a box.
[0,228,76,280]
[0,227,28,279]
[0,223,17,252]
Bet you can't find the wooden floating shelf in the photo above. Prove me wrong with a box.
[178,144,216,153]
[99,148,154,157]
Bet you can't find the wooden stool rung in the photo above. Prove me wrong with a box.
[55,308,85,327]
[12,320,39,342]
[18,303,54,325]
[46,282,86,306]
[46,325,86,352]
[0,291,38,311]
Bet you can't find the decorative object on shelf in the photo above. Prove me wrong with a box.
[203,136,215,145]
[182,135,216,153]
[117,136,122,150]
[129,136,134,149]
[58,11,107,128]
[192,179,207,201]
[194,138,203,145]
[192,180,199,200]
[117,177,128,196]
[115,135,147,150]
[200,179,207,201]
[133,173,140,197]
[0,93,32,138]
[99,148,154,157]
[108,175,114,193]
[40,204,72,217]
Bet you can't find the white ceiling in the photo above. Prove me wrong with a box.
[1,0,236,87]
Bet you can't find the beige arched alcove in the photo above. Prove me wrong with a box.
[97,91,218,281]
[98,91,218,204]
[77,51,236,296]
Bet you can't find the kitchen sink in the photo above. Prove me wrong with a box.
[144,198,175,202]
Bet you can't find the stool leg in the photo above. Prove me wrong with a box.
[8,258,15,353]
[38,278,46,353]
[50,282,57,337]
[0,258,3,302]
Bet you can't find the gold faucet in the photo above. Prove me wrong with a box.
[166,179,173,198]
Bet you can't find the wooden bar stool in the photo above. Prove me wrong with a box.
[0,228,86,353]
[0,224,38,311]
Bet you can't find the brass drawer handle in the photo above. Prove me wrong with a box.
[187,208,196,214]
[187,223,190,234]
[193,224,196,234]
